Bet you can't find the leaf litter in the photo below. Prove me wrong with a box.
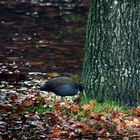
[0,64,140,139]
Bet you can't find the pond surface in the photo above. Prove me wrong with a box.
[0,0,88,76]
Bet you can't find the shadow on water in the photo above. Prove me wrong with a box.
[0,0,88,75]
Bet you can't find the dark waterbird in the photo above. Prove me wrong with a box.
[40,76,83,106]
[40,76,83,96]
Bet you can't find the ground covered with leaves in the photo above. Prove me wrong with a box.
[0,73,140,139]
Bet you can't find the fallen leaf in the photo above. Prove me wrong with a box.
[113,118,125,130]
[0,103,12,112]
[90,112,101,120]
[81,104,91,111]
[46,128,69,138]
[22,97,35,106]
[70,122,91,130]
[10,93,18,101]
[90,100,96,106]
[70,105,79,113]
[132,106,140,117]
[44,112,57,126]
[124,118,140,127]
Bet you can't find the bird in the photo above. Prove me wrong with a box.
[40,76,83,106]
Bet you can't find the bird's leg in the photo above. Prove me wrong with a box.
[54,95,57,105]
[54,96,60,114]
[61,97,68,105]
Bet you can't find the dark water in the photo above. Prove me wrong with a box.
[0,0,88,75]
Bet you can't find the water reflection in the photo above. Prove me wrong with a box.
[0,0,88,75]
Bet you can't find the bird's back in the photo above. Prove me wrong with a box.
[40,76,80,96]
[49,76,75,87]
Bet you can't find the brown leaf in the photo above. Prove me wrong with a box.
[70,105,79,113]
[111,109,119,118]
[5,116,13,124]
[90,100,96,106]
[46,128,69,138]
[37,96,49,103]
[132,106,140,117]
[81,104,91,111]
[112,118,125,130]
[70,122,91,130]
[90,112,102,120]
[124,118,140,127]
[16,106,25,113]
[22,97,35,106]
[0,103,12,112]
[46,72,59,78]
[44,112,57,126]
[10,93,18,101]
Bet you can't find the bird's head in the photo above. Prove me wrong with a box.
[40,82,51,91]
[77,83,84,92]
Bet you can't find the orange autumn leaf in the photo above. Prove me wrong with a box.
[81,104,91,110]
[132,106,140,117]
[71,105,79,113]
[112,118,121,124]
[117,122,126,131]
[90,112,101,120]
[90,100,96,106]
[10,93,18,101]
[22,97,35,106]
[112,118,125,130]
[111,109,119,118]
[46,128,69,138]
[41,96,49,103]
[71,122,91,130]
[133,118,140,127]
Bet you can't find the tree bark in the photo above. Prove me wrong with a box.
[82,0,140,106]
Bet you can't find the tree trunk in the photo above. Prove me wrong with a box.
[82,0,140,106]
